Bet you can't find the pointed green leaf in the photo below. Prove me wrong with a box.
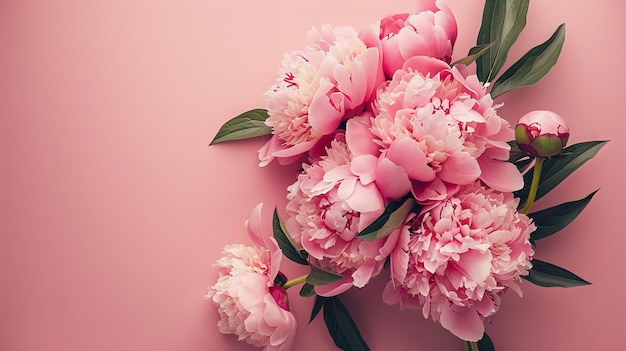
[272,208,308,265]
[491,24,566,98]
[475,0,529,82]
[515,141,608,205]
[299,283,316,298]
[452,42,495,67]
[306,264,345,286]
[529,190,598,240]
[309,295,325,323]
[357,197,416,241]
[210,109,271,144]
[323,297,370,351]
[523,259,591,287]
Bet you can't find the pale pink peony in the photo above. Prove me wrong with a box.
[207,205,297,351]
[366,56,523,203]
[375,0,458,78]
[259,24,384,166]
[383,181,535,341]
[285,134,399,295]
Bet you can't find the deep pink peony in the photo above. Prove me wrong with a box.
[259,24,384,166]
[285,134,399,295]
[366,56,523,203]
[383,181,535,341]
[207,205,297,351]
[375,0,457,78]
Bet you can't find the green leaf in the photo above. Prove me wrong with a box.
[529,190,598,240]
[452,42,495,67]
[299,283,316,298]
[515,141,608,205]
[323,297,370,351]
[491,24,566,98]
[357,197,416,241]
[478,333,496,351]
[210,109,271,144]
[309,295,325,323]
[475,0,529,83]
[523,259,591,288]
[306,264,345,286]
[272,208,308,265]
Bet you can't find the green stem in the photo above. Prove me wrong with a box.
[282,274,308,290]
[520,157,544,214]
[465,341,479,351]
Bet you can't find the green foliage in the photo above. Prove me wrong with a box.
[306,264,345,286]
[320,296,370,351]
[210,109,271,144]
[491,24,566,98]
[357,196,416,241]
[524,259,591,287]
[475,0,529,82]
[515,141,608,205]
[272,208,309,265]
[529,191,598,240]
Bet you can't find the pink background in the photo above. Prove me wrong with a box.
[2,0,624,350]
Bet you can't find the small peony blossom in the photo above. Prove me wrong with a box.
[285,134,399,295]
[368,56,523,203]
[375,0,457,78]
[206,205,297,351]
[383,181,535,341]
[515,110,570,157]
[259,24,384,166]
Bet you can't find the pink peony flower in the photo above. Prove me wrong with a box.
[259,24,384,166]
[207,205,297,351]
[383,181,535,341]
[367,56,523,203]
[375,0,457,78]
[285,134,399,295]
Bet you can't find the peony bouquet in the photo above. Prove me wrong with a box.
[206,0,607,350]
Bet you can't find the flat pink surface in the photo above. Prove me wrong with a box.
[2,0,624,350]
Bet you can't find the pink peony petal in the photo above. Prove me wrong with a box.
[439,304,485,342]
[308,80,345,135]
[402,56,450,79]
[438,152,481,185]
[315,277,354,297]
[386,137,436,182]
[478,156,524,192]
[374,157,412,199]
[346,114,380,156]
[352,261,377,288]
[344,182,385,213]
[245,203,266,248]
[350,154,379,185]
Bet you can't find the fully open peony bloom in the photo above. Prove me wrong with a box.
[259,24,384,166]
[367,56,523,203]
[375,0,457,78]
[207,205,297,351]
[383,181,535,341]
[285,134,399,295]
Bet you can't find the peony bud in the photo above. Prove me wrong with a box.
[515,110,570,157]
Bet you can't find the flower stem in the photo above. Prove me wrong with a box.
[464,341,479,351]
[520,157,544,214]
[282,274,308,290]
[469,341,479,351]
